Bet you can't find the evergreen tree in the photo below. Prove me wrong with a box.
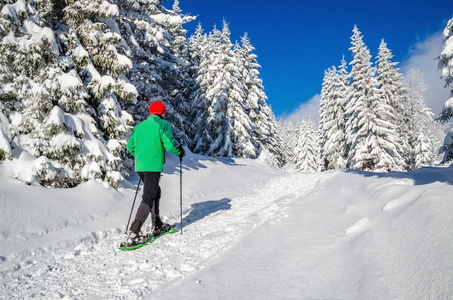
[276,120,295,166]
[262,112,284,167]
[191,23,217,154]
[345,25,379,171]
[404,69,444,169]
[437,16,453,163]
[294,119,319,172]
[0,110,13,161]
[346,26,403,172]
[336,57,349,168]
[236,33,282,163]
[192,20,258,158]
[0,1,285,187]
[164,0,196,143]
[0,0,136,187]
[318,62,347,170]
[115,0,194,145]
[375,39,407,170]
[186,22,206,106]
[319,67,332,160]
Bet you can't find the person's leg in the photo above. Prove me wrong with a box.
[151,185,163,228]
[129,172,160,234]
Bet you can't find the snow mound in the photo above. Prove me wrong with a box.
[0,158,452,299]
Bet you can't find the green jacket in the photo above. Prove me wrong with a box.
[127,115,181,172]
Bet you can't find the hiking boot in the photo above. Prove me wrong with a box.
[152,223,172,236]
[126,232,147,246]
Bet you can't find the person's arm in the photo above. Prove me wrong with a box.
[160,122,181,156]
[127,130,136,156]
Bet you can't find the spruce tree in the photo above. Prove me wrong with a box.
[115,0,194,145]
[276,120,295,166]
[319,63,347,170]
[346,26,404,172]
[437,16,453,163]
[0,0,136,187]
[373,39,405,171]
[191,24,216,154]
[404,69,444,169]
[237,33,281,163]
[375,39,407,170]
[0,110,12,161]
[192,21,258,158]
[294,119,319,172]
[345,26,378,171]
[335,57,349,168]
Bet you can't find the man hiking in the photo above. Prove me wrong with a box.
[126,101,185,245]
[323,158,329,171]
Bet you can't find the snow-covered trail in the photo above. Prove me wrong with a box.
[1,161,452,299]
[0,162,329,299]
[157,168,453,300]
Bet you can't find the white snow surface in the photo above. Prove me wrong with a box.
[0,150,452,299]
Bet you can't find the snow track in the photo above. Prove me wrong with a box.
[1,161,452,299]
[0,170,329,299]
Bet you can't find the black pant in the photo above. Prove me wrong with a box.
[130,172,162,234]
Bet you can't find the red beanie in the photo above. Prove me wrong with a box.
[149,101,166,115]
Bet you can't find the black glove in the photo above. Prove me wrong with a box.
[178,145,185,158]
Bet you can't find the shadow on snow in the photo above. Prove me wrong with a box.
[344,166,453,186]
[179,198,232,229]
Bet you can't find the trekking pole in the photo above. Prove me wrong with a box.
[179,157,183,234]
[125,178,141,234]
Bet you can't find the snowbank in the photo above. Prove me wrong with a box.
[0,151,452,299]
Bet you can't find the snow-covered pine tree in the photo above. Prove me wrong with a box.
[375,39,407,170]
[276,120,295,166]
[163,0,196,144]
[61,0,138,185]
[319,67,335,162]
[345,26,378,171]
[437,15,453,164]
[346,26,404,172]
[287,121,300,165]
[318,63,347,170]
[168,0,188,60]
[404,69,444,169]
[236,33,282,164]
[0,110,13,161]
[115,0,194,146]
[0,0,56,165]
[294,119,319,172]
[260,112,284,167]
[186,22,206,106]
[335,57,349,168]
[190,23,217,154]
[0,0,136,187]
[192,20,257,158]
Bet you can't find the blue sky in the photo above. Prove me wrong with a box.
[166,0,452,121]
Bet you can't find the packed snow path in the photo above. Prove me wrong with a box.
[1,161,452,299]
[157,168,453,300]
[0,163,327,299]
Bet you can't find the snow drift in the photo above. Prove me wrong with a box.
[0,150,452,299]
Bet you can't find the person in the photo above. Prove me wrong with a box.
[323,158,329,171]
[126,101,185,244]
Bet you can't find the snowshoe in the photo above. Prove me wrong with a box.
[119,225,177,251]
[152,223,173,236]
[119,232,148,248]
